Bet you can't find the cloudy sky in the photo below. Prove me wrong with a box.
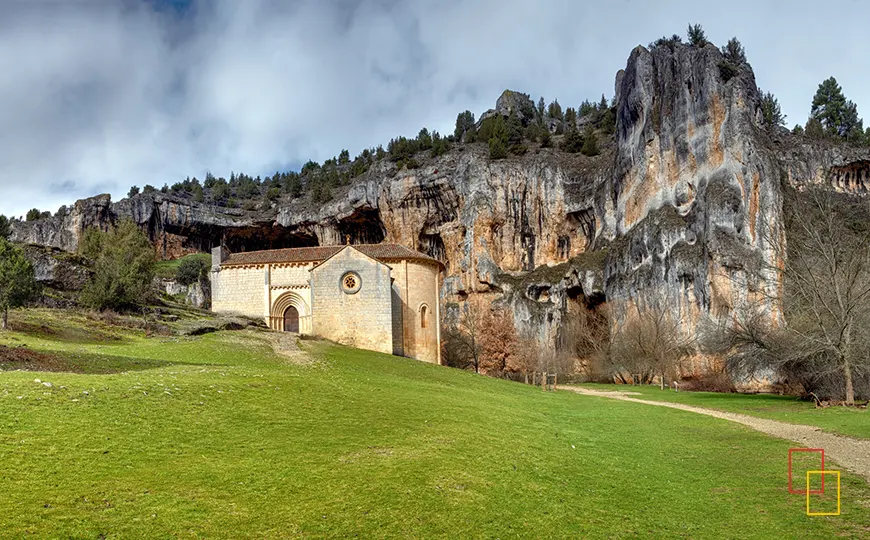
[1,0,868,218]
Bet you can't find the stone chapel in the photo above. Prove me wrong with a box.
[211,243,444,363]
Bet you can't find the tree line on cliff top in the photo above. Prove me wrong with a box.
[112,26,869,211]
[106,92,615,212]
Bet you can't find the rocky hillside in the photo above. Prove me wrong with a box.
[11,41,870,360]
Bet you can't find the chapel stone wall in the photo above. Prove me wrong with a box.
[211,265,265,318]
[310,248,393,355]
[387,260,440,364]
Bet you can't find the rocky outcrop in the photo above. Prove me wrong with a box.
[776,135,870,193]
[599,43,784,346]
[479,90,536,124]
[21,245,90,291]
[11,195,113,253]
[11,192,288,259]
[158,279,210,309]
[274,146,610,344]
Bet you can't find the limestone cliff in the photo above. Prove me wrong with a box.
[601,42,785,341]
[10,41,870,357]
[600,43,870,342]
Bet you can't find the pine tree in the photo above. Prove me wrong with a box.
[0,238,39,329]
[805,117,825,139]
[759,90,786,130]
[579,100,596,117]
[687,23,707,47]
[285,175,303,198]
[0,216,10,239]
[417,128,432,150]
[564,107,577,130]
[547,99,563,120]
[338,149,350,164]
[811,77,864,138]
[581,125,600,156]
[540,129,552,148]
[79,221,155,311]
[721,37,746,65]
[454,111,476,141]
[560,129,583,153]
[192,182,204,203]
[488,138,508,159]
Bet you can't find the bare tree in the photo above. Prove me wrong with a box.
[479,308,519,375]
[728,186,870,404]
[609,302,694,389]
[561,303,612,380]
[445,301,483,373]
[510,337,541,382]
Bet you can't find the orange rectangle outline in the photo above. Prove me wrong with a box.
[806,470,840,516]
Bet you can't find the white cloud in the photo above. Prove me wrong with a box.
[1,0,868,217]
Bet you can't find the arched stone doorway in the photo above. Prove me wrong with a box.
[270,291,309,333]
[284,306,299,333]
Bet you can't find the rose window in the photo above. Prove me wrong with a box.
[341,271,362,294]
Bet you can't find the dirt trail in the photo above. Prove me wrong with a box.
[563,386,870,484]
[267,333,313,364]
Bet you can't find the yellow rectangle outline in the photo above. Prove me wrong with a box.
[806,470,840,516]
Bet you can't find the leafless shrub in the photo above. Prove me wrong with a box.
[561,303,611,381]
[608,302,694,389]
[679,372,736,393]
[442,300,523,376]
[479,308,520,376]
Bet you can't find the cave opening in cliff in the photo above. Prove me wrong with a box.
[559,284,609,362]
[337,208,386,245]
[527,285,551,303]
[223,225,319,253]
[419,232,446,263]
[565,209,596,258]
[566,284,605,310]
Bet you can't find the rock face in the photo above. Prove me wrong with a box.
[11,42,870,365]
[21,245,90,291]
[11,192,286,259]
[12,195,114,253]
[600,43,784,346]
[158,279,210,309]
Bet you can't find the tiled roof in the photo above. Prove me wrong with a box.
[223,244,444,268]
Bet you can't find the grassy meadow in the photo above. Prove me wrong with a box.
[0,309,868,538]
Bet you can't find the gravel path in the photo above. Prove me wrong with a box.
[267,333,313,364]
[563,386,870,484]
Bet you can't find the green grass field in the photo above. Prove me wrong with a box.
[154,253,212,280]
[1,309,869,538]
[577,383,870,440]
